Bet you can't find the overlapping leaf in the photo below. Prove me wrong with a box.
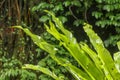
[84,23,120,79]
[13,26,91,80]
[13,11,120,80]
[44,10,104,80]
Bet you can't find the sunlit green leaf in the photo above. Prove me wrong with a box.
[117,41,120,50]
[84,23,120,79]
[23,64,60,80]
[114,52,120,73]
[14,11,120,80]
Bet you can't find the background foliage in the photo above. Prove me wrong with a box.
[0,0,120,80]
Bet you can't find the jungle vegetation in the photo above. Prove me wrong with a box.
[0,0,120,80]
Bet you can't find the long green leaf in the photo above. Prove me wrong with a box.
[114,52,120,73]
[13,26,91,80]
[117,41,120,50]
[13,11,120,80]
[67,64,92,80]
[80,42,103,72]
[83,23,120,79]
[45,11,104,80]
[23,64,60,80]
